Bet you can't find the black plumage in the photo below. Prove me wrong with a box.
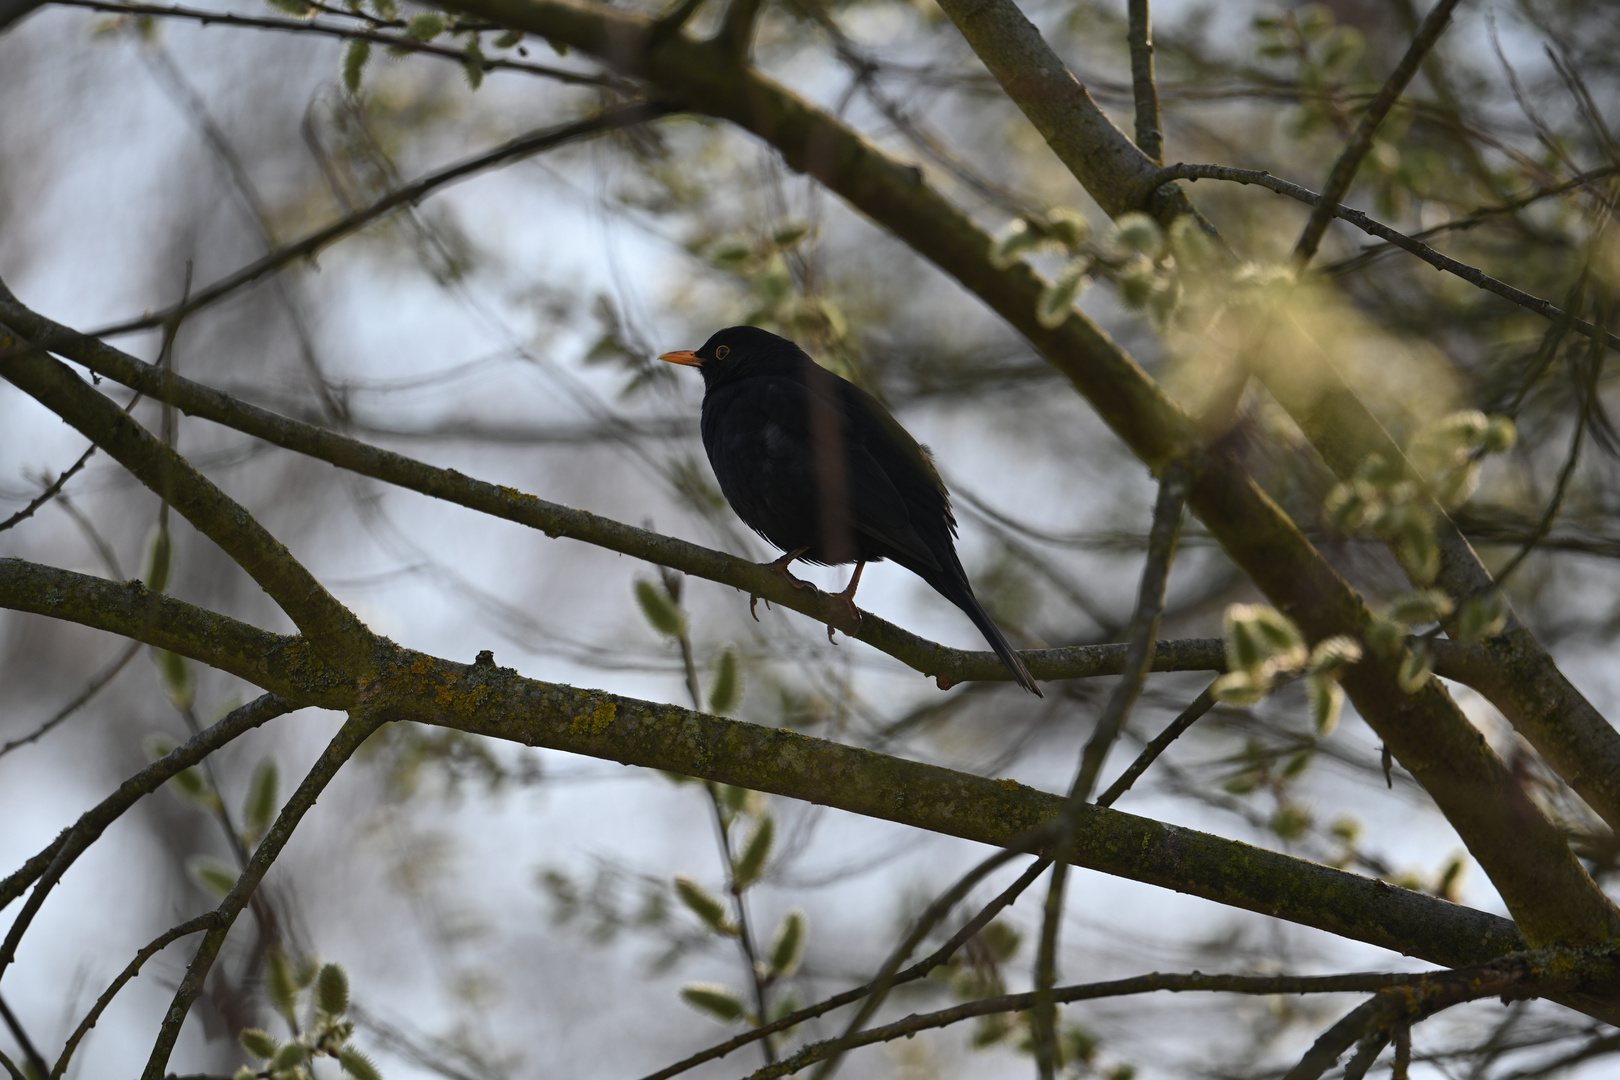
[660,326,1041,695]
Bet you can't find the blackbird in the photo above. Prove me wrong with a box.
[660,326,1041,695]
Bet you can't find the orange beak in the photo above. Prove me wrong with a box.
[659,350,703,367]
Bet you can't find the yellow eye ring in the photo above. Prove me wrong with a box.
[715,345,731,360]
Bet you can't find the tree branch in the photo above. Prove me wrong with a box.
[0,315,374,670]
[0,292,1236,689]
[141,709,384,1079]
[54,0,624,88]
[1127,0,1162,163]
[1140,162,1620,354]
[1293,0,1464,268]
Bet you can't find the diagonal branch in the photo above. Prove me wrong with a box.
[1293,0,1465,268]
[141,709,384,1079]
[1142,161,1620,354]
[0,317,375,670]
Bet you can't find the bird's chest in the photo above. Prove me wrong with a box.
[700,387,824,547]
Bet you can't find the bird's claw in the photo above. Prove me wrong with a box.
[826,594,862,642]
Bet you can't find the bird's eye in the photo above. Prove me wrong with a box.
[715,345,731,360]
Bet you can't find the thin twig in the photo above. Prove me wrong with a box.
[0,444,95,534]
[1094,683,1217,807]
[745,968,1446,1080]
[634,858,1050,1080]
[54,0,623,88]
[0,640,141,760]
[49,913,218,1079]
[0,995,45,1079]
[1319,165,1620,277]
[0,695,293,915]
[1127,0,1162,163]
[0,103,672,359]
[1142,162,1620,353]
[1293,0,1464,267]
[141,709,385,1079]
[1032,459,1192,1077]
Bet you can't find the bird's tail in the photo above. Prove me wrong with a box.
[931,572,1043,697]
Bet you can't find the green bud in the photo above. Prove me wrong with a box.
[674,875,733,934]
[240,1028,278,1060]
[731,816,774,891]
[315,962,350,1016]
[1117,263,1157,310]
[343,38,370,94]
[1211,669,1268,707]
[1111,212,1164,258]
[338,1046,384,1080]
[634,579,687,638]
[404,11,445,38]
[243,759,280,844]
[1455,592,1508,643]
[1482,415,1517,453]
[266,946,300,1027]
[1168,215,1217,269]
[707,644,742,715]
[272,1041,309,1069]
[1306,674,1343,736]
[1035,257,1092,328]
[1397,644,1433,693]
[155,647,195,710]
[1044,208,1091,251]
[679,982,747,1023]
[1223,603,1307,673]
[1385,589,1454,627]
[493,28,523,47]
[989,218,1045,269]
[1365,617,1405,657]
[1330,816,1361,844]
[1323,480,1379,532]
[187,856,238,899]
[1269,804,1311,840]
[1433,461,1481,507]
[768,907,808,977]
[143,525,173,594]
[1307,635,1362,677]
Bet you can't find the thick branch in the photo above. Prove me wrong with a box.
[0,565,1534,972]
[0,560,352,709]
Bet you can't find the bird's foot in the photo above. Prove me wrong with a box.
[750,548,811,621]
[765,547,814,591]
[826,562,865,642]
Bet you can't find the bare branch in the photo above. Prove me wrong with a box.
[0,640,140,760]
[1140,161,1620,354]
[0,317,374,670]
[54,0,624,88]
[141,710,384,1079]
[1127,0,1162,163]
[0,444,94,533]
[50,914,219,1080]
[1293,0,1465,268]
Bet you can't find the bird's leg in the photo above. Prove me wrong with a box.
[827,561,865,642]
[751,547,812,621]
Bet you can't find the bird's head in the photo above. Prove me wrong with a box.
[659,326,809,389]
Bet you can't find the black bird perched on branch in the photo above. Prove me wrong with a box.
[660,326,1042,695]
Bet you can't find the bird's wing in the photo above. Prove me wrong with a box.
[741,376,945,572]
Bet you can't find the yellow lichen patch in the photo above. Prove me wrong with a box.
[571,697,617,737]
[995,778,1022,792]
